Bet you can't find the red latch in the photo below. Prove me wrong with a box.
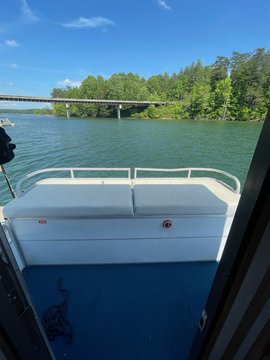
[38,219,47,224]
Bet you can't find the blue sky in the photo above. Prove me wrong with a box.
[0,0,270,108]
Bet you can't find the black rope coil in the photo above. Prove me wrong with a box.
[42,278,73,344]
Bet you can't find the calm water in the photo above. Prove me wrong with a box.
[0,114,263,204]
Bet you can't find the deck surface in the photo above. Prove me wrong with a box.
[23,262,217,360]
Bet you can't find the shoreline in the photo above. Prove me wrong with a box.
[0,112,265,123]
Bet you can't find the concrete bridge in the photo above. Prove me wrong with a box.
[0,94,171,118]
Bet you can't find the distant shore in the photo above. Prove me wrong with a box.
[0,111,265,122]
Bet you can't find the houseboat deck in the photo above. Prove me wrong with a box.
[23,261,217,359]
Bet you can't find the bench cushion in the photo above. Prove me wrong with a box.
[133,178,240,216]
[4,179,134,218]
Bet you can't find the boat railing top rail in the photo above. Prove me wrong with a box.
[15,167,240,197]
[134,167,241,194]
[16,167,131,197]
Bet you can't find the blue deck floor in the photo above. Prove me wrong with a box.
[23,262,218,360]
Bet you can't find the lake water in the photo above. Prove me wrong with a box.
[0,114,263,204]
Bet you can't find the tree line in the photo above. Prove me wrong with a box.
[51,48,270,121]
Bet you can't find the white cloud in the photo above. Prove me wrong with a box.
[158,0,171,10]
[5,40,19,47]
[9,63,19,68]
[8,82,14,86]
[21,0,39,23]
[57,79,82,88]
[62,16,116,29]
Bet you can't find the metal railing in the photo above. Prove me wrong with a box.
[16,167,241,197]
[134,167,241,194]
[16,167,131,197]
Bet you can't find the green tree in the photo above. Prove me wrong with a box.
[211,78,232,120]
[189,83,211,119]
[210,56,230,90]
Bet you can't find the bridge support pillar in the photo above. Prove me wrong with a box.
[66,103,70,118]
[116,104,122,119]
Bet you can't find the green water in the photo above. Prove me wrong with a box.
[0,114,263,204]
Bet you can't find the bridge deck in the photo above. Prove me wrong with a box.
[0,94,170,106]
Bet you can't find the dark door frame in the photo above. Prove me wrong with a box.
[0,225,54,360]
[189,110,270,359]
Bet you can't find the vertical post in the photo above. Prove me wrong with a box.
[0,165,16,198]
[116,104,122,119]
[65,103,70,118]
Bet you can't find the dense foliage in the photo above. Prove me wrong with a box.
[51,48,270,121]
[0,109,36,114]
[33,107,52,115]
[0,108,52,115]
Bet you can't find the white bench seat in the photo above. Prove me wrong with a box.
[4,177,240,219]
[3,177,240,267]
